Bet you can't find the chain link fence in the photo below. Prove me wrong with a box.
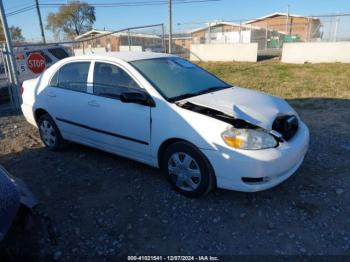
[316,14,350,42]
[70,24,165,55]
[0,24,165,108]
[1,14,350,107]
[172,13,350,57]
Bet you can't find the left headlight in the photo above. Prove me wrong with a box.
[222,128,277,150]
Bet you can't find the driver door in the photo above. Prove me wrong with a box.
[83,61,151,164]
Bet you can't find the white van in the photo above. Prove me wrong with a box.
[0,45,70,84]
[14,45,71,83]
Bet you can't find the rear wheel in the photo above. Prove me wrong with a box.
[161,142,215,197]
[37,114,63,151]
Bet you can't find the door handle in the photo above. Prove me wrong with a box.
[88,100,100,107]
[48,92,56,97]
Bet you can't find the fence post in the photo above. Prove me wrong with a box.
[334,16,339,42]
[1,44,14,107]
[285,5,290,35]
[0,0,21,109]
[208,22,211,44]
[306,18,309,42]
[128,29,131,51]
[239,21,242,44]
[161,24,166,53]
[265,24,268,50]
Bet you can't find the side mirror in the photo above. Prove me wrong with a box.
[120,91,155,107]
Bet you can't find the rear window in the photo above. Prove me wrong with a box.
[50,62,90,92]
[48,48,69,59]
[26,51,52,64]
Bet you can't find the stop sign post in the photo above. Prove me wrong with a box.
[27,53,46,74]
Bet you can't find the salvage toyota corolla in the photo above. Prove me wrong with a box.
[21,52,309,197]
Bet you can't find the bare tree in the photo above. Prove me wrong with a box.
[0,25,25,43]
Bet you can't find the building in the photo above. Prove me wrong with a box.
[189,21,285,50]
[73,29,163,54]
[164,33,192,57]
[244,12,321,42]
[71,12,322,57]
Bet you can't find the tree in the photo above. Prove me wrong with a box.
[46,1,95,39]
[0,26,25,42]
[10,26,25,42]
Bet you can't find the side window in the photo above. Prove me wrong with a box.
[93,62,140,99]
[50,62,90,92]
[48,48,69,60]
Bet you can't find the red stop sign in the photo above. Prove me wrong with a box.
[27,53,46,74]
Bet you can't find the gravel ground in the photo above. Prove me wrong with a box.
[0,98,349,260]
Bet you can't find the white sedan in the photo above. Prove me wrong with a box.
[21,52,309,197]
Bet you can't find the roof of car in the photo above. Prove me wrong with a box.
[73,51,177,62]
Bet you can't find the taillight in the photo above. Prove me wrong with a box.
[20,85,24,94]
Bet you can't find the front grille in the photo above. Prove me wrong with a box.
[272,115,298,141]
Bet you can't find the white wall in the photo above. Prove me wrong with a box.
[119,45,143,52]
[73,47,107,56]
[282,42,350,64]
[205,31,251,44]
[190,43,258,62]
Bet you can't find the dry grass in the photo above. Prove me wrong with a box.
[199,61,350,100]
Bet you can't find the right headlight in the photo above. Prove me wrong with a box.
[222,128,277,150]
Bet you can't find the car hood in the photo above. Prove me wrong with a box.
[183,87,297,130]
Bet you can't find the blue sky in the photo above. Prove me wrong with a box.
[4,0,350,41]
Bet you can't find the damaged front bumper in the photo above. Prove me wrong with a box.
[201,121,310,192]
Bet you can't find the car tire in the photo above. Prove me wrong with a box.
[37,114,64,151]
[161,142,215,198]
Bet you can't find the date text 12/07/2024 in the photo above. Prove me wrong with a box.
[127,255,220,261]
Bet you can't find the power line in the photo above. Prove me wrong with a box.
[39,0,220,8]
[6,4,36,17]
[5,0,35,12]
[6,0,220,17]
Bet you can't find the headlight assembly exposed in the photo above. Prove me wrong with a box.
[222,128,277,150]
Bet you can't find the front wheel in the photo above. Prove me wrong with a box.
[161,142,215,198]
[37,114,64,151]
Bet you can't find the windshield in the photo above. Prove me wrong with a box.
[130,57,231,102]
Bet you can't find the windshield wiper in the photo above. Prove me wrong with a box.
[194,86,230,96]
[169,85,231,103]
[168,93,197,102]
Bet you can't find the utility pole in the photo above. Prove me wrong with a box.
[168,0,172,54]
[0,0,21,108]
[35,0,46,43]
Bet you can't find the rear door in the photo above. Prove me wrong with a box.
[46,61,95,143]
